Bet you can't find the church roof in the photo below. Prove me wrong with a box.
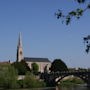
[24,57,51,62]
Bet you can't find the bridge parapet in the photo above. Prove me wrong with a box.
[41,71,90,86]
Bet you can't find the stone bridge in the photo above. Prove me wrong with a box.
[40,71,90,86]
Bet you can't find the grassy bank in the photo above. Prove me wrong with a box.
[59,77,85,87]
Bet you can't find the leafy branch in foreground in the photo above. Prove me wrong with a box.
[55,0,90,25]
[55,0,90,53]
[83,35,90,53]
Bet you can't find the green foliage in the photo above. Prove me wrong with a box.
[22,72,46,88]
[83,35,90,53]
[60,77,84,86]
[55,0,90,25]
[0,64,18,88]
[31,63,39,74]
[50,59,68,73]
[12,60,31,75]
[75,0,86,3]
[17,80,23,88]
[88,4,90,8]
[55,0,90,53]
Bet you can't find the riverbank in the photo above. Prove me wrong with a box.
[58,77,85,87]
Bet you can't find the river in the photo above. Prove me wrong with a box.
[55,86,90,90]
[28,86,90,90]
[40,86,90,90]
[0,86,90,90]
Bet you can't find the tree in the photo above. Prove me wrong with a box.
[55,0,90,25]
[50,59,68,73]
[55,0,90,52]
[12,60,31,75]
[83,35,90,53]
[31,63,39,74]
[0,64,18,88]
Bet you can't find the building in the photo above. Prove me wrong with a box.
[0,60,10,64]
[16,33,51,72]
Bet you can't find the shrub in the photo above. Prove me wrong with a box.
[0,64,18,88]
[23,72,46,88]
[31,63,39,75]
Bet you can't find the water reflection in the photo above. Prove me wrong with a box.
[55,86,90,90]
[0,86,90,90]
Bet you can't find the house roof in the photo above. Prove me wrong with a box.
[0,61,10,64]
[24,57,51,62]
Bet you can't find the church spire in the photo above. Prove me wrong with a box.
[16,32,24,62]
[18,32,22,47]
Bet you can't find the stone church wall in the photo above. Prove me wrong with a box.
[26,61,51,72]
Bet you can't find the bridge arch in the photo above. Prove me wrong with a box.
[41,71,90,86]
[55,74,86,84]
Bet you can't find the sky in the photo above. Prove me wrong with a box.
[0,0,90,68]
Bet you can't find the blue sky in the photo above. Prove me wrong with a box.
[0,0,90,68]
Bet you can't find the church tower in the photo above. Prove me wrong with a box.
[16,33,24,62]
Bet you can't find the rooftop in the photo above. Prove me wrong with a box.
[24,57,51,62]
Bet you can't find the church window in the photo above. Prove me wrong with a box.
[20,51,22,55]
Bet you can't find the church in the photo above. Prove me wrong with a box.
[16,33,51,72]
